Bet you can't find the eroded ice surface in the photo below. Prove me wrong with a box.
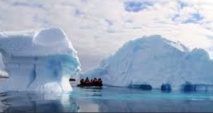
[0,28,81,92]
[84,35,213,90]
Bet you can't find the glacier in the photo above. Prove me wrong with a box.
[84,35,213,90]
[0,28,81,92]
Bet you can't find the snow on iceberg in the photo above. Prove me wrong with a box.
[0,28,81,92]
[84,35,213,90]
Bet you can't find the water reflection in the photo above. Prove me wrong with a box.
[1,87,213,112]
[91,98,213,112]
[77,87,213,112]
[1,91,80,112]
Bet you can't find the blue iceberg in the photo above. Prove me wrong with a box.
[0,28,81,92]
[84,35,213,90]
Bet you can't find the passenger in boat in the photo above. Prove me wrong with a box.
[97,78,102,86]
[90,78,94,84]
[93,78,98,86]
[85,77,89,82]
[85,77,91,86]
[80,79,84,85]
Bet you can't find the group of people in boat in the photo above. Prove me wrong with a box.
[78,77,103,86]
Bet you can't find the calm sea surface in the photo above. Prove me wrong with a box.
[1,86,213,112]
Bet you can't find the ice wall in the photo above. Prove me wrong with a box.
[0,53,4,69]
[0,52,8,78]
[0,28,81,92]
[84,35,213,90]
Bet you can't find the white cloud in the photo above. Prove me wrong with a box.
[0,0,213,72]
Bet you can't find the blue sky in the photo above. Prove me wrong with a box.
[0,0,213,72]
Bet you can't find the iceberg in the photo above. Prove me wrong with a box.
[0,28,81,92]
[84,35,213,90]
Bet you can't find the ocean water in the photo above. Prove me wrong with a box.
[1,86,213,112]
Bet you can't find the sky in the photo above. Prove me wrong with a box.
[0,0,213,72]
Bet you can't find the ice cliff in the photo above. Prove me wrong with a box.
[0,28,81,92]
[84,35,213,90]
[0,53,8,78]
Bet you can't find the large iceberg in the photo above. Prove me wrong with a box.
[0,28,81,92]
[84,35,213,90]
